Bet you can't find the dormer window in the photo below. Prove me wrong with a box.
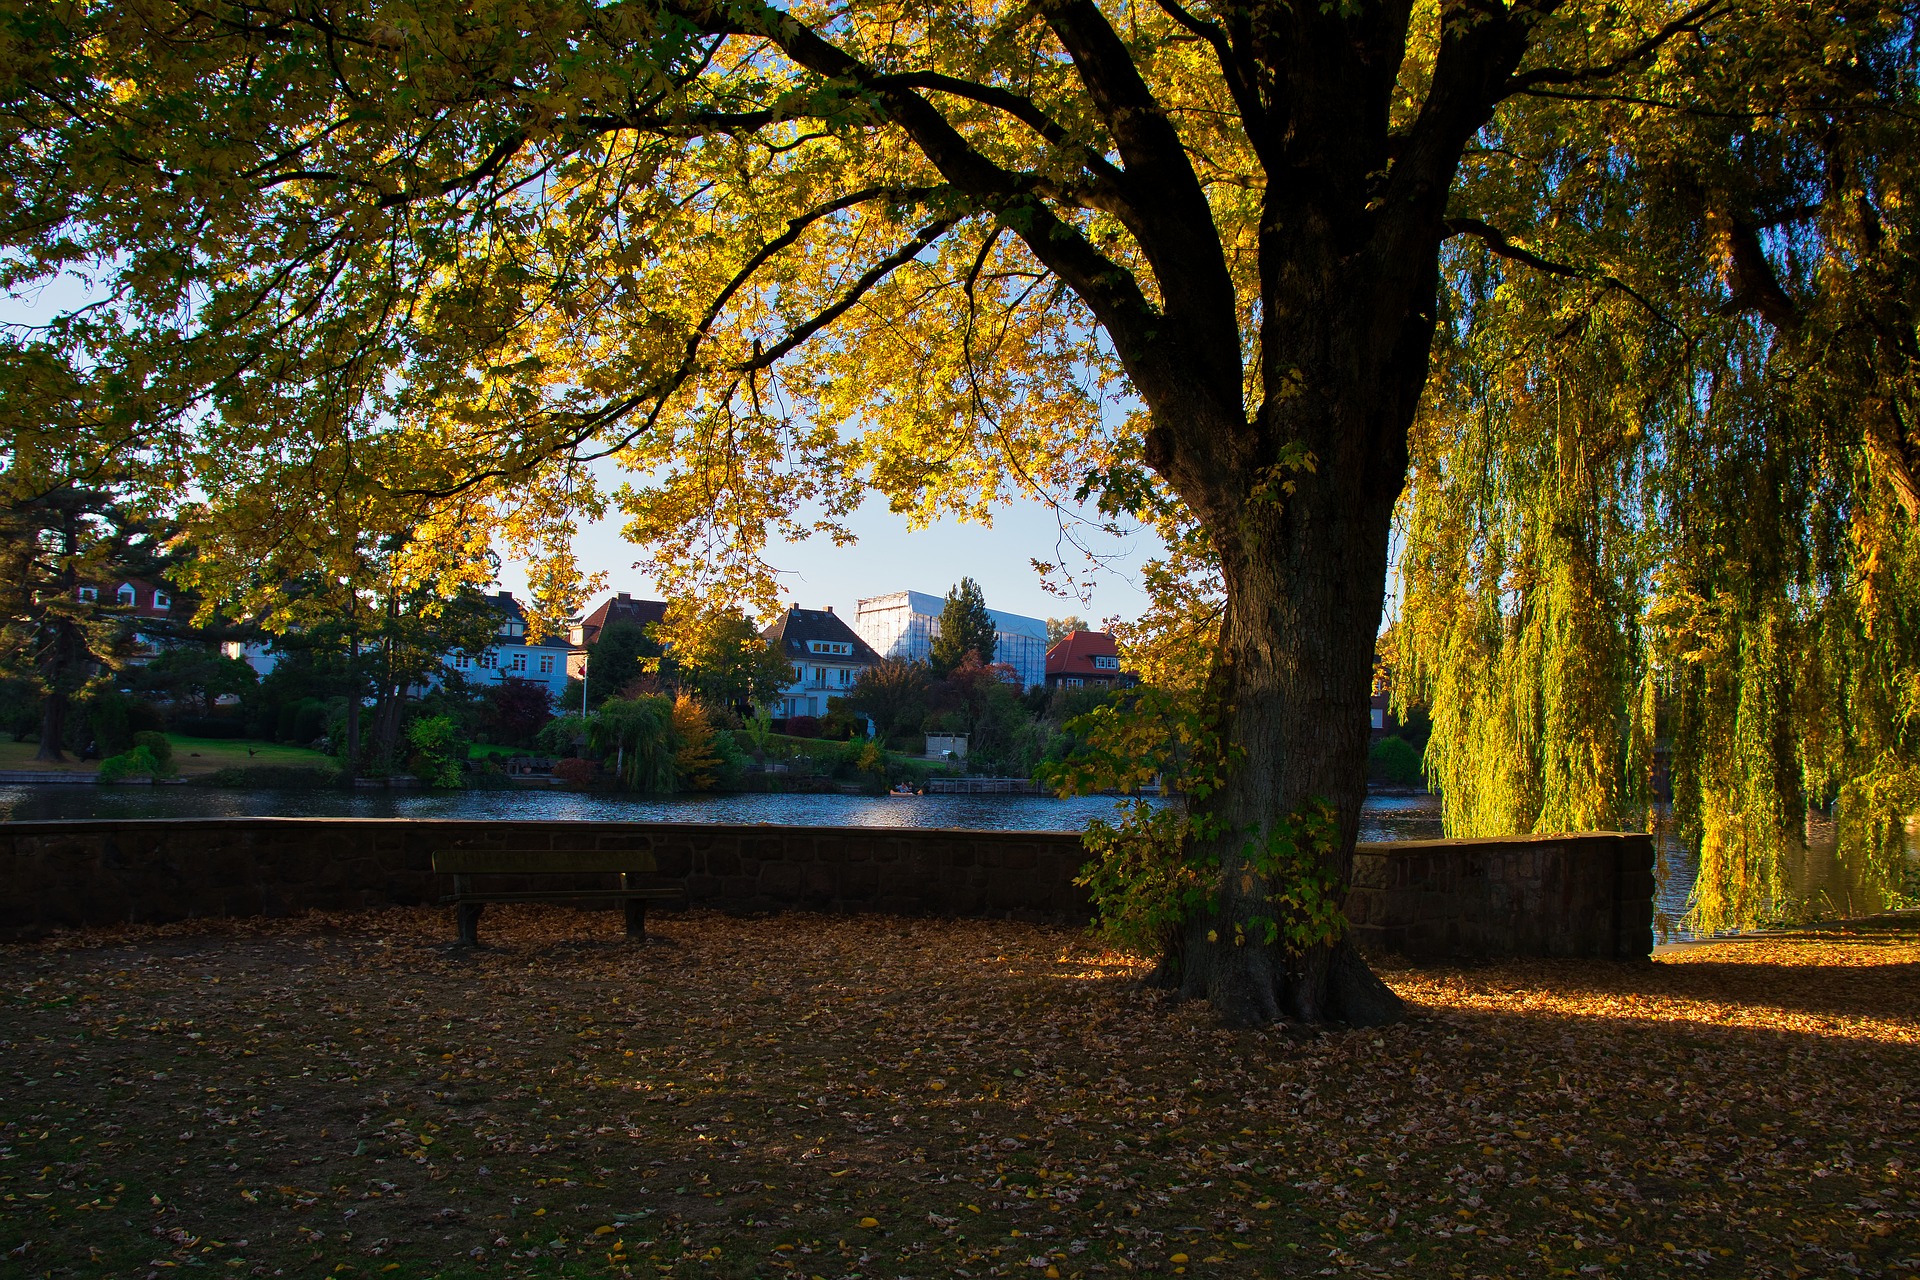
[116,583,136,607]
[77,586,97,603]
[1092,654,1119,670]
[806,640,851,655]
[152,590,171,610]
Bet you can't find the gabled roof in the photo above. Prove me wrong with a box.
[762,606,883,664]
[484,589,570,648]
[1045,629,1122,677]
[575,592,669,647]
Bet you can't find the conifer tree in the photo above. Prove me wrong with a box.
[930,578,997,676]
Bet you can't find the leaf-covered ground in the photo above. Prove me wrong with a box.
[2,908,1915,1279]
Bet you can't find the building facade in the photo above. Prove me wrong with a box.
[80,577,184,666]
[761,605,882,720]
[1043,630,1130,690]
[224,589,570,703]
[566,592,670,678]
[443,591,570,701]
[852,589,1049,691]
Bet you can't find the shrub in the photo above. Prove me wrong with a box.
[552,757,598,788]
[83,691,137,757]
[671,694,721,792]
[132,730,174,771]
[710,729,749,790]
[274,698,328,745]
[534,713,588,756]
[1367,735,1425,787]
[98,744,163,782]
[405,714,469,788]
[785,715,820,739]
[818,707,865,740]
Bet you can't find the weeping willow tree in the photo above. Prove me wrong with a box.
[1397,10,1920,934]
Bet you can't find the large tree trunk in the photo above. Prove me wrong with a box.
[35,689,69,763]
[1150,244,1438,1028]
[1170,464,1408,1026]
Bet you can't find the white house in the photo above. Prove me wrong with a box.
[443,591,571,701]
[224,589,570,703]
[761,605,882,721]
[853,589,1049,690]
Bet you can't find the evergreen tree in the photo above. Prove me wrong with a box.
[579,621,660,711]
[930,579,997,675]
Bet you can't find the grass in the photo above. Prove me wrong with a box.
[1,910,1915,1278]
[0,736,332,777]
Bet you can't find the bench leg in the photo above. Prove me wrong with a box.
[624,898,648,942]
[456,901,484,947]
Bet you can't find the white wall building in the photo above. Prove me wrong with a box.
[443,591,570,701]
[224,590,570,704]
[761,605,882,721]
[853,589,1049,691]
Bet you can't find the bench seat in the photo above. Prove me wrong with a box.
[432,846,686,945]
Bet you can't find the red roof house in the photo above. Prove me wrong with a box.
[1044,630,1131,690]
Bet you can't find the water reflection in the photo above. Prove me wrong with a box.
[0,784,1161,832]
[0,783,1454,836]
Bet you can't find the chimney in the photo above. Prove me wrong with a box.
[617,591,630,600]
[824,605,833,613]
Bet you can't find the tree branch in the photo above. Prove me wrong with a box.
[1445,216,1679,328]
[1511,0,1725,90]
[1149,0,1276,169]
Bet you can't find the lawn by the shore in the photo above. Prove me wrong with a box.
[0,735,332,776]
[1,911,1913,1278]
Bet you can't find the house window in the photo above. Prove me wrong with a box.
[116,583,136,606]
[1092,654,1119,670]
[455,655,471,670]
[1370,708,1385,730]
[77,586,96,603]
[807,640,851,655]
[478,652,497,669]
[509,653,527,672]
[153,590,171,610]
[539,654,554,674]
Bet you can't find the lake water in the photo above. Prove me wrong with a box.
[3,785,1906,938]
[0,783,1445,838]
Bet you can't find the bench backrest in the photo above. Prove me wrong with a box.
[433,848,659,875]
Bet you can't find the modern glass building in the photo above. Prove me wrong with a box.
[853,590,1049,691]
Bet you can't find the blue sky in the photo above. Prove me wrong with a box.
[506,485,1163,628]
[3,275,1161,629]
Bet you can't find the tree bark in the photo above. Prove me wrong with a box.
[1145,171,1445,1028]
[35,688,69,763]
[1172,450,1411,1026]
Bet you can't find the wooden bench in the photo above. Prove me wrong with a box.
[432,847,686,946]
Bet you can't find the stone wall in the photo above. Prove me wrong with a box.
[0,818,1093,937]
[1347,833,1656,960]
[0,819,1654,959]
